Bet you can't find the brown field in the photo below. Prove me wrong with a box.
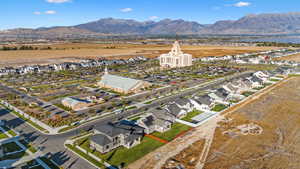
[274,53,300,62]
[204,77,300,169]
[0,43,278,67]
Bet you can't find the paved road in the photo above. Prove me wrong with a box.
[0,71,253,169]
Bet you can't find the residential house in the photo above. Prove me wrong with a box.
[174,98,194,112]
[165,103,187,118]
[248,76,263,88]
[90,121,144,154]
[137,109,175,134]
[192,94,215,111]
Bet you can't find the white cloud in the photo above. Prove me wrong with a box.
[46,0,71,3]
[233,1,251,7]
[34,11,42,15]
[120,8,133,13]
[149,16,159,20]
[45,10,57,14]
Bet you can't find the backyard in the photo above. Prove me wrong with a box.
[74,136,164,167]
[181,109,203,122]
[211,104,228,112]
[152,122,192,141]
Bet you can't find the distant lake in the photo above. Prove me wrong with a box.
[243,35,300,44]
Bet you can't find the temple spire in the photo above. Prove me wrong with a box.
[170,40,183,56]
[104,66,108,75]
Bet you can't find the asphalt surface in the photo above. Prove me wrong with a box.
[0,71,253,169]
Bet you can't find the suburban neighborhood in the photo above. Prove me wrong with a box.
[0,37,299,169]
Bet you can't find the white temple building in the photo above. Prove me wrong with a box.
[159,41,193,68]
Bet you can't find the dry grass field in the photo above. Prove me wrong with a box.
[274,53,300,62]
[204,77,300,169]
[0,43,278,67]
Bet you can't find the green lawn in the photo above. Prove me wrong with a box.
[152,123,191,141]
[241,91,255,97]
[144,100,152,104]
[0,151,28,161]
[2,142,23,153]
[129,115,142,121]
[7,130,17,137]
[31,84,53,90]
[126,106,137,110]
[2,126,17,136]
[0,132,8,139]
[75,136,164,167]
[20,140,38,153]
[39,157,60,169]
[211,104,228,112]
[253,86,265,90]
[181,110,203,122]
[229,100,240,104]
[270,78,280,82]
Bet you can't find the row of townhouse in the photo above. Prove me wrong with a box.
[201,48,300,67]
[158,68,293,117]
[0,56,149,76]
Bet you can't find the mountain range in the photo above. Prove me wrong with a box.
[2,12,300,39]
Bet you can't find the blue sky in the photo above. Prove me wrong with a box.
[1,0,299,29]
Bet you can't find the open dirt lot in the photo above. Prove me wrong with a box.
[204,77,300,169]
[0,43,277,67]
[274,53,300,62]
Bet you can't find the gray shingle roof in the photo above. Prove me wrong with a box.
[215,88,229,99]
[194,95,213,106]
[175,98,191,107]
[99,74,141,92]
[90,134,112,146]
[166,103,182,117]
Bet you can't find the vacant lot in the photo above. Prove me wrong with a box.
[204,77,300,169]
[0,43,277,67]
[274,53,300,62]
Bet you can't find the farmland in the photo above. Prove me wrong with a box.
[0,43,278,67]
[274,53,300,62]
